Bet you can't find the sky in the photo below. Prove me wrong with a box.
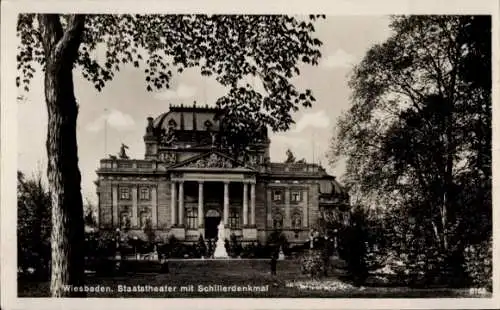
[17,15,392,204]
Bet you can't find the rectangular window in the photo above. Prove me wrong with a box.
[139,187,150,200]
[291,191,302,202]
[186,208,198,229]
[273,190,282,202]
[120,187,130,200]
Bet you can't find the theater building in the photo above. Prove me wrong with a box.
[95,103,349,243]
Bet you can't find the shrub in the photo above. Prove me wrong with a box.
[143,218,156,243]
[228,233,243,258]
[196,235,207,258]
[463,238,492,292]
[338,217,369,285]
[286,244,308,258]
[95,235,117,258]
[157,242,169,258]
[266,230,289,257]
[300,249,326,278]
[239,241,275,258]
[206,239,215,258]
[155,235,190,258]
[241,243,257,258]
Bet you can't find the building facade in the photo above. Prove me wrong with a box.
[95,104,349,243]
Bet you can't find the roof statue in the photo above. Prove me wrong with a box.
[284,149,296,163]
[119,143,129,159]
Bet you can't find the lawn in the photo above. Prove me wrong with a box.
[18,259,490,298]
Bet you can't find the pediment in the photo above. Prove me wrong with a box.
[170,151,255,171]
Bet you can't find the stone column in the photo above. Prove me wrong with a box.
[223,181,229,226]
[112,184,118,226]
[284,188,290,228]
[178,181,184,225]
[151,186,157,228]
[198,181,204,228]
[266,187,272,227]
[242,182,249,226]
[132,186,138,227]
[250,183,256,226]
[170,181,177,226]
[303,189,308,228]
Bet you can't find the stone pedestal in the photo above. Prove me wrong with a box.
[170,226,186,240]
[198,228,205,240]
[214,223,228,258]
[278,246,285,260]
[242,227,258,241]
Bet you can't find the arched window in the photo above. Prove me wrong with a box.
[272,213,283,230]
[292,212,302,229]
[186,208,198,229]
[229,210,240,229]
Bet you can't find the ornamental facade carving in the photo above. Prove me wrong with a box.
[159,152,176,164]
[190,153,234,168]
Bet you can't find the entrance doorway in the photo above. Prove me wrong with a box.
[205,209,221,239]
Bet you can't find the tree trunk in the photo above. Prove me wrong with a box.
[45,57,85,297]
[38,14,86,297]
[441,99,454,252]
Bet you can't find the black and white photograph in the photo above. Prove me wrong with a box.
[1,0,498,308]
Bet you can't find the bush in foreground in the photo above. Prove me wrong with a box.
[463,238,492,292]
[300,249,325,278]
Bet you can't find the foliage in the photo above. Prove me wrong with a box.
[87,232,116,259]
[266,229,289,254]
[206,239,215,258]
[17,14,325,294]
[83,198,97,228]
[18,14,325,155]
[17,171,52,279]
[196,235,208,258]
[157,236,201,258]
[337,207,369,285]
[463,238,492,292]
[240,243,257,258]
[300,250,326,278]
[143,218,156,243]
[239,241,278,259]
[329,15,491,285]
[227,233,243,258]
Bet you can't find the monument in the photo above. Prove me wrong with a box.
[213,222,228,258]
[278,246,285,260]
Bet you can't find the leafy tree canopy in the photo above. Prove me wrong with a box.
[17,14,324,150]
[329,16,491,249]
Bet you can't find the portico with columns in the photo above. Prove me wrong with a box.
[168,167,258,241]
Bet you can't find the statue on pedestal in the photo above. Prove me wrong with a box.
[213,222,228,258]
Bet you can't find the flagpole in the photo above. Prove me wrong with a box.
[104,108,108,155]
[312,131,315,165]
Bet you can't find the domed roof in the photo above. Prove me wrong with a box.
[152,103,221,132]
